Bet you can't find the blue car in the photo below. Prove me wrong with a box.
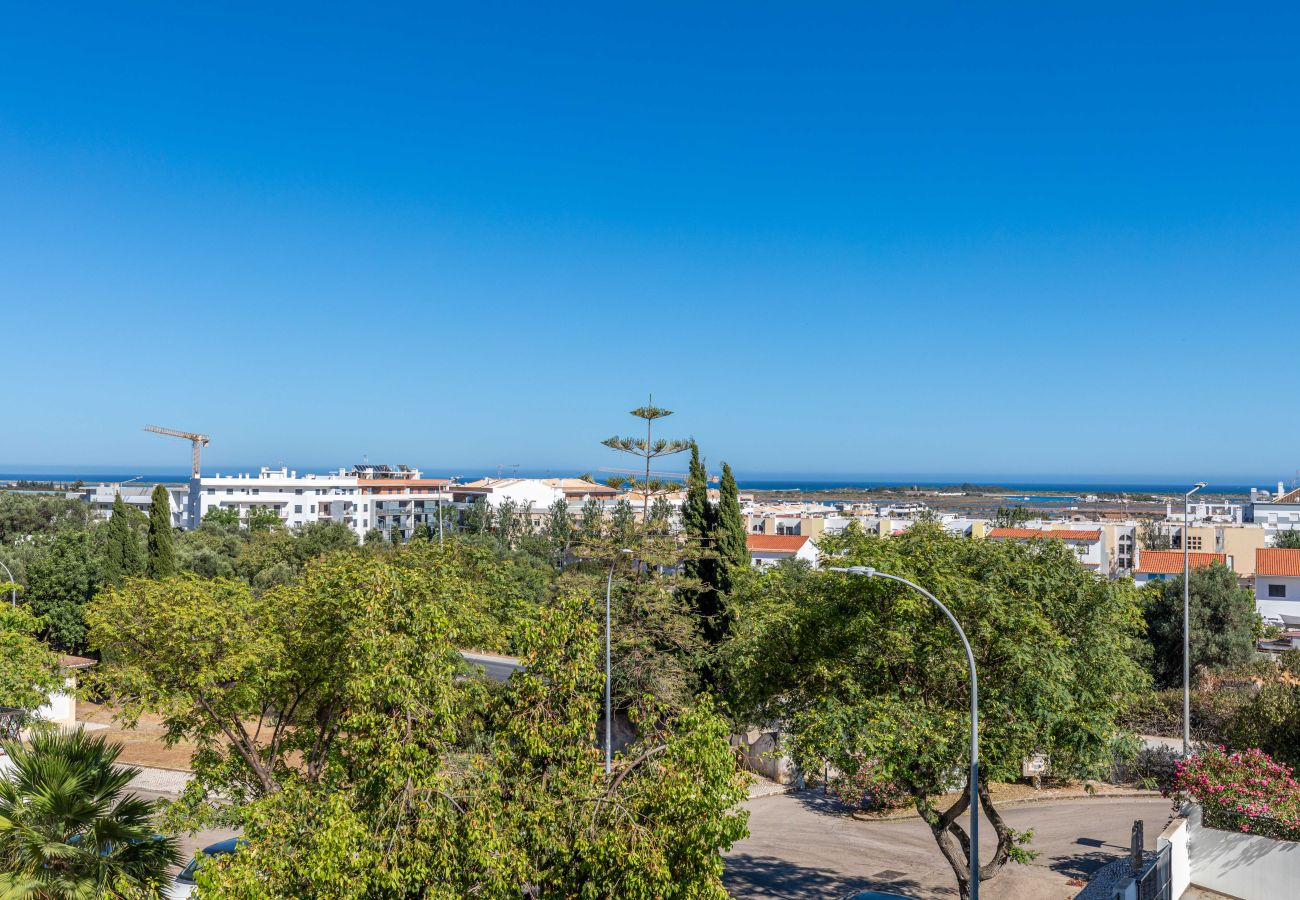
[167,838,242,899]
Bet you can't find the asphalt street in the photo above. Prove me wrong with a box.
[725,790,1173,899]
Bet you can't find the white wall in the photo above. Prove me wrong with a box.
[1184,803,1300,899]
[34,675,77,729]
[1256,575,1300,623]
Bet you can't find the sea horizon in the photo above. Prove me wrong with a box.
[0,468,1283,496]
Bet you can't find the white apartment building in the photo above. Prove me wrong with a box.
[987,527,1107,571]
[1246,482,1300,543]
[68,483,192,528]
[747,534,819,568]
[196,464,453,540]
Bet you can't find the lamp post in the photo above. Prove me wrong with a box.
[605,549,633,776]
[831,565,981,900]
[0,558,15,607]
[1183,481,1207,757]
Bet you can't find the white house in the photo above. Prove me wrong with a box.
[987,527,1106,571]
[1254,548,1300,625]
[747,534,819,569]
[1132,550,1227,587]
[68,483,191,528]
[1245,482,1300,544]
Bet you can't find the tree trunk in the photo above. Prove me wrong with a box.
[911,775,1015,900]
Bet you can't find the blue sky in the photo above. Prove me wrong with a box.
[2,3,1298,482]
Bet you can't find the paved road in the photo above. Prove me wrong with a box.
[725,791,1173,899]
[460,650,523,682]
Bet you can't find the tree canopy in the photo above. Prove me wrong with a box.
[1143,562,1260,688]
[724,523,1148,898]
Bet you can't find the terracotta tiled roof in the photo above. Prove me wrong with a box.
[987,528,1102,541]
[58,654,96,670]
[1256,548,1300,577]
[1135,550,1225,575]
[747,534,811,553]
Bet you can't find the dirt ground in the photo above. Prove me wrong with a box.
[77,700,198,771]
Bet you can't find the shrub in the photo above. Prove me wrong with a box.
[1121,687,1252,744]
[1173,746,1300,841]
[829,757,910,811]
[1111,742,1182,792]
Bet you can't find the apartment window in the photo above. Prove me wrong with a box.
[1270,584,1287,599]
[310,505,316,513]
[295,505,303,514]
[226,489,233,495]
[207,488,215,495]
[252,488,260,495]
[295,488,303,495]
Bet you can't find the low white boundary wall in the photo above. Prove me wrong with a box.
[1185,803,1300,899]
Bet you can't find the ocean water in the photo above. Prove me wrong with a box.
[0,472,1265,496]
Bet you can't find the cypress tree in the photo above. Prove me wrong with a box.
[146,484,176,578]
[681,443,712,582]
[103,493,144,585]
[715,462,747,594]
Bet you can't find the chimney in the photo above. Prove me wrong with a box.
[1281,482,1288,497]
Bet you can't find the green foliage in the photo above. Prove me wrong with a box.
[726,524,1148,897]
[100,494,144,587]
[202,506,240,527]
[1139,519,1171,551]
[0,605,62,713]
[146,484,176,578]
[546,498,573,561]
[1274,529,1300,549]
[245,507,281,532]
[24,529,101,652]
[198,591,745,899]
[1142,563,1260,688]
[89,552,745,897]
[1226,681,1300,769]
[715,462,747,593]
[992,505,1032,528]
[601,397,691,517]
[362,527,384,546]
[0,492,92,543]
[411,522,434,542]
[465,497,491,535]
[0,729,181,897]
[388,523,402,545]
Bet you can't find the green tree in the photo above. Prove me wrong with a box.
[388,524,402,545]
[362,527,384,546]
[1275,529,1300,549]
[546,498,573,562]
[601,396,691,520]
[100,493,144,586]
[196,589,745,899]
[25,530,100,651]
[725,524,1148,899]
[411,521,434,542]
[992,505,1032,528]
[292,521,357,562]
[578,498,604,544]
[202,506,240,527]
[146,483,176,578]
[715,462,747,594]
[0,493,92,543]
[0,605,63,713]
[0,729,181,897]
[1139,519,1172,550]
[465,497,491,535]
[245,507,282,532]
[1143,562,1260,688]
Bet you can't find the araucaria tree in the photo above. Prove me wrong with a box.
[146,483,176,577]
[725,523,1148,899]
[602,395,691,519]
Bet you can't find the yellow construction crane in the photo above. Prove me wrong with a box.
[143,425,210,479]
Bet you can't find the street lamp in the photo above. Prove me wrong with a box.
[831,565,981,900]
[0,558,15,607]
[1183,481,1207,756]
[605,549,634,776]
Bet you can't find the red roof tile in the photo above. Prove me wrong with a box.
[987,528,1101,541]
[1256,548,1300,577]
[1135,550,1225,575]
[747,534,811,553]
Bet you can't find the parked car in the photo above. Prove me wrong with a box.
[167,837,241,899]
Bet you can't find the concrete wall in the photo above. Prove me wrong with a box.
[1157,812,1190,900]
[1185,803,1300,899]
[730,728,798,784]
